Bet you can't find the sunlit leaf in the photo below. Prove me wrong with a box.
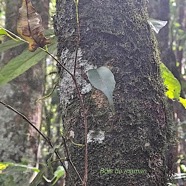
[0,40,57,86]
[52,166,65,185]
[0,162,10,171]
[0,27,19,41]
[0,162,39,174]
[0,28,8,35]
[180,164,186,173]
[148,18,167,33]
[160,63,181,99]
[179,97,186,109]
[87,66,116,111]
[13,164,40,172]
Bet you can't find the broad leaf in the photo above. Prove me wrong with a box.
[0,41,57,86]
[160,63,186,109]
[148,18,167,33]
[87,66,116,111]
[160,63,181,99]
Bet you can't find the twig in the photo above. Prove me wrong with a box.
[73,1,88,185]
[0,100,68,175]
[2,0,87,184]
[61,136,83,183]
[39,49,87,184]
[73,0,81,76]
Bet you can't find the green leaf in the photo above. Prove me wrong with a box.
[0,41,57,86]
[0,27,55,53]
[0,39,25,53]
[52,166,65,185]
[0,175,16,186]
[29,167,46,186]
[87,66,116,111]
[0,27,19,41]
[179,97,186,109]
[160,63,181,99]
[180,164,186,173]
[0,28,8,35]
[13,164,40,173]
[148,18,167,33]
[0,162,10,171]
[0,162,40,173]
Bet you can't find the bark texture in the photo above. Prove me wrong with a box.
[0,0,49,184]
[55,0,172,185]
[148,0,177,175]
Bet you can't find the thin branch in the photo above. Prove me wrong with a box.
[41,45,88,186]
[0,100,68,175]
[41,49,73,77]
[61,136,83,183]
[42,49,84,109]
[83,109,88,186]
[73,41,79,76]
[73,1,80,76]
[73,1,88,185]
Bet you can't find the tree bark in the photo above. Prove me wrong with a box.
[148,0,178,175]
[55,0,173,185]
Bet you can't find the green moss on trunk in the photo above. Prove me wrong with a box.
[55,0,173,185]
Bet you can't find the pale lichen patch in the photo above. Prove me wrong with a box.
[59,48,96,108]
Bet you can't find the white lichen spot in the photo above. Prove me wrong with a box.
[59,48,96,107]
[69,130,75,139]
[87,130,105,143]
[81,83,92,94]
[0,84,14,99]
[145,142,150,147]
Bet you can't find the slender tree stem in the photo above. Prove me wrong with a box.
[62,136,83,183]
[73,2,88,185]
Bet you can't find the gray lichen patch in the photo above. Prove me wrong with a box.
[59,48,95,108]
[0,84,14,99]
[87,129,105,143]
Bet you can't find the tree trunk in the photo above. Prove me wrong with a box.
[55,0,173,185]
[148,0,178,175]
[0,0,49,184]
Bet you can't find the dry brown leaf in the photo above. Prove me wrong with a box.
[17,0,50,52]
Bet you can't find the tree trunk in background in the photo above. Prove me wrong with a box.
[55,0,173,185]
[148,0,178,175]
[149,1,186,180]
[173,1,186,183]
[0,0,49,184]
[148,0,169,62]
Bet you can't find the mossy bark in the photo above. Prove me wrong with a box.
[55,0,173,185]
[148,0,177,174]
